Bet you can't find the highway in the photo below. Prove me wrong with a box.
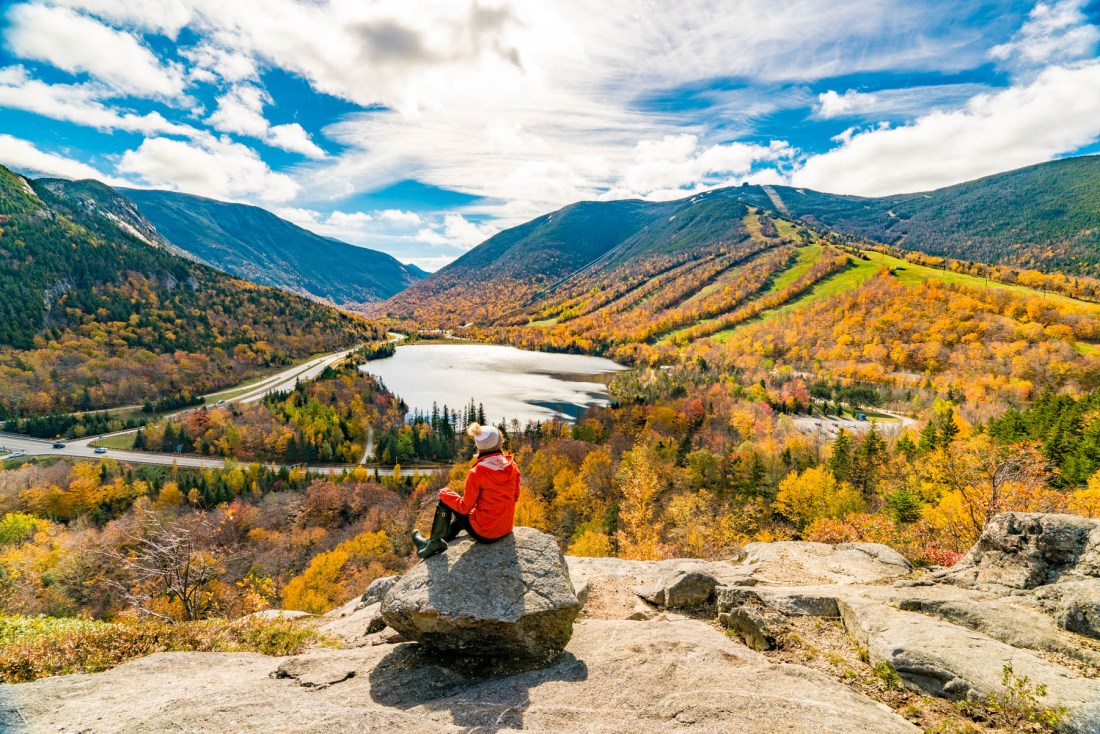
[0,432,449,475]
[0,336,449,476]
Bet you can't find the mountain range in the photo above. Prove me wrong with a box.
[36,180,422,306]
[120,188,423,305]
[0,165,383,417]
[379,155,1100,325]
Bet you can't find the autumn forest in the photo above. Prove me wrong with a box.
[5,158,1100,683]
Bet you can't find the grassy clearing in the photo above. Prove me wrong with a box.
[743,210,765,239]
[0,614,333,683]
[96,433,137,450]
[774,218,800,239]
[764,245,824,294]
[864,250,1100,314]
[703,245,1100,344]
[710,255,881,342]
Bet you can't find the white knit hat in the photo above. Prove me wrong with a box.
[467,423,502,451]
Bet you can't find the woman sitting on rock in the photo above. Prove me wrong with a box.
[412,422,521,559]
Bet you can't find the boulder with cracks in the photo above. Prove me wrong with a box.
[381,527,581,659]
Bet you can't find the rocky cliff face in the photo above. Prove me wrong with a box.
[3,513,1098,734]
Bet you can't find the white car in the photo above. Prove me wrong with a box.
[8,451,25,459]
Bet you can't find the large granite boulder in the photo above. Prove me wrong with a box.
[381,527,580,659]
[934,512,1100,590]
[740,541,912,585]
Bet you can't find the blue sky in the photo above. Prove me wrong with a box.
[1,1,1099,271]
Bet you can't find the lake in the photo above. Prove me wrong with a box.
[359,344,626,424]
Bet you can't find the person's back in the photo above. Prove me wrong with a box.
[445,451,520,539]
[412,422,521,558]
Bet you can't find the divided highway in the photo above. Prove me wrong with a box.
[0,337,448,476]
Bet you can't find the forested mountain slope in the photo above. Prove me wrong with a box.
[385,155,1100,331]
[760,156,1100,275]
[115,187,422,305]
[376,195,779,325]
[0,165,383,417]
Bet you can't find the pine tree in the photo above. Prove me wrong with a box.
[828,429,854,483]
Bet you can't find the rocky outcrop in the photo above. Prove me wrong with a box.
[361,575,400,606]
[3,619,919,733]
[381,527,581,659]
[6,513,1100,734]
[739,541,912,585]
[934,512,1100,590]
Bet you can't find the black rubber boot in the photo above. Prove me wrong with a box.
[416,502,451,559]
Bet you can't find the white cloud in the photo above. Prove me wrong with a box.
[31,0,1024,227]
[4,3,185,96]
[326,210,375,227]
[379,209,422,226]
[207,85,326,158]
[0,133,123,182]
[0,65,198,136]
[118,134,300,202]
[990,0,1100,72]
[48,0,196,37]
[266,123,325,159]
[404,255,454,272]
[813,83,997,121]
[793,61,1100,196]
[9,0,1100,263]
[206,85,269,137]
[417,214,498,249]
[273,207,322,225]
[816,90,879,118]
[607,134,793,199]
[181,42,258,83]
[274,207,422,241]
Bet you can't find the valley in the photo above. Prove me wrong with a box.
[4,157,1100,734]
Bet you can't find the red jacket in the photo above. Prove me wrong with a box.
[439,452,521,539]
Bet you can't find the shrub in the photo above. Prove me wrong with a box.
[0,614,328,683]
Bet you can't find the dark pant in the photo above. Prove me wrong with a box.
[437,501,499,544]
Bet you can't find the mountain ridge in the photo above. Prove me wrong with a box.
[0,164,382,417]
[37,181,421,306]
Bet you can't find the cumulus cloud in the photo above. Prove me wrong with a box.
[417,214,498,249]
[813,84,998,121]
[990,0,1100,72]
[118,134,300,202]
[4,3,185,96]
[206,85,326,158]
[0,65,198,136]
[275,206,422,239]
[793,61,1100,196]
[378,209,422,226]
[0,133,123,182]
[48,0,196,37]
[605,134,793,200]
[816,90,879,118]
[8,0,1100,269]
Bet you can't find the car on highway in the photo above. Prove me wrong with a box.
[93,447,108,454]
[52,442,66,449]
[9,451,26,459]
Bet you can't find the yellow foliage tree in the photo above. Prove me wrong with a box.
[567,529,613,557]
[773,465,864,531]
[1068,471,1100,518]
[615,444,664,560]
[514,487,549,531]
[283,530,391,614]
